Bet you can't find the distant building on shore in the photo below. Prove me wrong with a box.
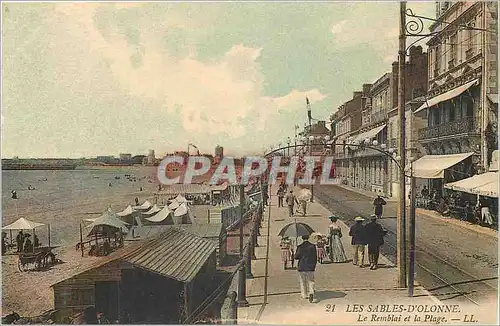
[146,150,155,165]
[119,153,132,162]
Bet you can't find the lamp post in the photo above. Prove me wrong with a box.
[397,0,407,288]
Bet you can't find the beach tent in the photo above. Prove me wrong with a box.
[133,200,152,211]
[117,205,135,217]
[145,206,173,223]
[175,195,189,204]
[168,200,181,210]
[3,217,50,250]
[174,203,188,217]
[173,203,194,224]
[142,204,163,216]
[87,208,129,236]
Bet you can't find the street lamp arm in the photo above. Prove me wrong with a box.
[264,142,404,171]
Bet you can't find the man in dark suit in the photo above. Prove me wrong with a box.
[349,216,367,267]
[294,234,318,303]
[364,215,387,270]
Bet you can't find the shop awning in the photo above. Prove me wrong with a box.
[415,79,479,113]
[488,94,498,104]
[490,150,498,172]
[409,152,474,179]
[349,124,386,145]
[445,172,498,198]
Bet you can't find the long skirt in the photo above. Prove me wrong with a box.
[329,234,348,263]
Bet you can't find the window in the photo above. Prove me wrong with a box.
[450,33,457,63]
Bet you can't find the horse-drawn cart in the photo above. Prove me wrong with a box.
[17,246,57,272]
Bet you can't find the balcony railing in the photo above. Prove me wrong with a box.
[418,116,480,140]
[465,48,475,60]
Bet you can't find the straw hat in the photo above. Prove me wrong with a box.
[354,216,365,222]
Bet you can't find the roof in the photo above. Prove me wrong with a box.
[3,217,45,230]
[117,205,135,217]
[124,228,217,282]
[53,228,217,286]
[175,223,224,238]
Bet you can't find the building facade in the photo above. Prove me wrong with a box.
[416,1,498,193]
[330,90,366,180]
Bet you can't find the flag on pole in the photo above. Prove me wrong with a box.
[306,97,310,105]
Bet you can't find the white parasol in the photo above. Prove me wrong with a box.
[296,188,312,201]
[3,217,45,230]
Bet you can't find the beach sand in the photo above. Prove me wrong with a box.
[1,167,165,316]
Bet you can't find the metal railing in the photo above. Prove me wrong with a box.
[184,197,264,324]
[418,116,479,140]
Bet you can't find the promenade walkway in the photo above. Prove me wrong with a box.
[238,186,441,324]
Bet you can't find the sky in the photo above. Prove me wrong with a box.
[1,1,435,158]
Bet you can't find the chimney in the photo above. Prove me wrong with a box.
[362,83,372,95]
[353,91,363,99]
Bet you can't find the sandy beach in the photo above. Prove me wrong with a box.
[1,166,167,316]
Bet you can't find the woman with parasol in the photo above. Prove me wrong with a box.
[279,236,294,269]
[327,215,348,263]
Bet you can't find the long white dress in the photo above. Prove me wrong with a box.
[328,222,348,263]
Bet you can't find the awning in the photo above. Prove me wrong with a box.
[409,152,474,179]
[488,94,498,104]
[415,79,479,113]
[445,172,498,198]
[490,150,499,172]
[3,218,45,230]
[349,124,386,145]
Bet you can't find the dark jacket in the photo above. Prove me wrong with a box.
[349,223,367,245]
[373,197,387,215]
[294,241,317,272]
[364,221,386,246]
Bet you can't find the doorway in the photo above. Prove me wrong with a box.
[95,281,119,321]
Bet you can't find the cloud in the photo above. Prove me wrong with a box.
[39,3,326,154]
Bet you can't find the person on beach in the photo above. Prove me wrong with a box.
[373,195,387,219]
[327,216,348,263]
[16,230,24,252]
[11,190,18,199]
[34,234,40,248]
[294,234,318,303]
[364,215,387,270]
[2,232,7,255]
[285,190,299,217]
[23,234,33,253]
[349,216,367,267]
[135,197,139,206]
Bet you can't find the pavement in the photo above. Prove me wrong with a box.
[238,186,444,325]
[337,183,497,239]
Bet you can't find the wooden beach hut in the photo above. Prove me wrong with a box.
[51,228,218,324]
